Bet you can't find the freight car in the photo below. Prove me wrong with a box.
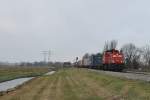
[77,53,102,69]
[89,53,102,69]
[82,53,92,68]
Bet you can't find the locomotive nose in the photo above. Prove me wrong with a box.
[112,54,124,64]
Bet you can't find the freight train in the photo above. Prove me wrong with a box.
[77,49,125,72]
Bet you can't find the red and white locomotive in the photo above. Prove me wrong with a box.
[102,49,124,71]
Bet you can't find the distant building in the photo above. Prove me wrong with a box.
[63,62,72,67]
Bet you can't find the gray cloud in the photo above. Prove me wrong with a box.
[0,0,150,62]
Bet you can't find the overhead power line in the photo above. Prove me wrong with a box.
[41,50,51,63]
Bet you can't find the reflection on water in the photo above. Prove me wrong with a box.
[0,77,34,92]
[45,71,55,75]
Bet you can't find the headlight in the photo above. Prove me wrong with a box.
[112,60,115,63]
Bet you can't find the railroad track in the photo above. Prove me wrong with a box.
[89,69,150,82]
[124,71,150,75]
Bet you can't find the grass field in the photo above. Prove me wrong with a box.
[0,68,150,100]
[0,67,50,82]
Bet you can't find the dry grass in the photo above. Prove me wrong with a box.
[0,68,150,100]
[0,67,49,82]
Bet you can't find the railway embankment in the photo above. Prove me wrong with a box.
[89,69,150,82]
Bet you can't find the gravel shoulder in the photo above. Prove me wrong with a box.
[89,69,150,82]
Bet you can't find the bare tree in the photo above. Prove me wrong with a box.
[142,45,150,67]
[103,41,109,51]
[110,40,118,50]
[103,40,118,51]
[121,43,141,69]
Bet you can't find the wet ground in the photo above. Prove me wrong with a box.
[45,71,56,75]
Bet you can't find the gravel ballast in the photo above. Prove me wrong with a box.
[90,69,150,82]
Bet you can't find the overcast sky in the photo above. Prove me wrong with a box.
[0,0,150,62]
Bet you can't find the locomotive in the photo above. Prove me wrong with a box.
[102,49,124,71]
[77,49,124,72]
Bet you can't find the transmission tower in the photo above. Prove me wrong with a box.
[41,51,48,63]
[48,50,51,63]
[41,50,51,63]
